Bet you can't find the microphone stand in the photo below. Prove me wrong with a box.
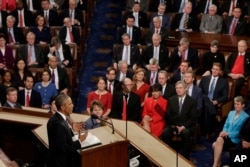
[91,115,115,134]
[124,94,128,139]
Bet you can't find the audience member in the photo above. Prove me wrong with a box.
[17,74,42,108]
[223,7,247,36]
[48,36,73,67]
[169,37,199,72]
[221,0,245,17]
[84,100,104,130]
[0,33,15,70]
[132,68,150,107]
[171,60,189,85]
[18,32,45,67]
[111,77,141,122]
[150,3,171,30]
[172,0,196,14]
[126,0,149,12]
[59,17,81,45]
[199,62,229,139]
[115,60,133,82]
[149,0,172,12]
[47,55,71,94]
[33,69,58,109]
[0,3,8,28]
[105,66,120,94]
[113,33,140,71]
[200,40,225,76]
[37,0,59,26]
[86,77,112,116]
[0,70,16,104]
[76,0,87,11]
[3,87,22,109]
[117,15,142,45]
[162,80,197,159]
[122,2,148,28]
[47,94,87,167]
[143,33,170,70]
[146,58,159,86]
[30,15,51,44]
[1,0,16,12]
[212,96,249,167]
[225,40,250,96]
[142,83,168,137]
[197,0,220,15]
[199,4,222,34]
[12,58,32,91]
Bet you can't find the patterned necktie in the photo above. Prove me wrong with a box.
[150,72,155,85]
[183,15,188,29]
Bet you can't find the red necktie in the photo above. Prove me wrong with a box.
[8,29,14,43]
[19,11,23,27]
[69,28,74,42]
[150,72,155,85]
[26,91,30,107]
[122,96,127,120]
[230,18,237,35]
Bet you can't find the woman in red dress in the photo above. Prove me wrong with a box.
[132,68,150,107]
[1,0,16,12]
[86,77,112,117]
[142,84,168,137]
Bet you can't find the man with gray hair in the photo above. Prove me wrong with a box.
[116,60,133,82]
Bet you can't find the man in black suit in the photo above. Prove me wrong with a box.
[149,0,173,12]
[60,0,84,27]
[18,32,45,67]
[3,87,22,109]
[59,17,81,46]
[11,0,34,27]
[122,2,149,28]
[37,0,59,26]
[126,0,149,12]
[172,2,198,32]
[150,3,171,30]
[172,0,196,14]
[222,0,245,17]
[162,80,197,159]
[169,37,199,72]
[146,58,159,86]
[144,16,168,45]
[48,55,71,94]
[115,60,133,82]
[197,0,220,14]
[171,60,189,85]
[223,7,247,36]
[225,40,250,96]
[143,33,169,70]
[0,15,26,44]
[117,15,142,45]
[47,94,87,167]
[157,70,176,100]
[199,62,229,139]
[48,36,73,67]
[111,77,141,123]
[113,33,140,71]
[17,75,42,108]
[105,66,121,94]
[0,6,8,28]
[23,0,41,11]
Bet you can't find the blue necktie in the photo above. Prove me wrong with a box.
[208,78,215,100]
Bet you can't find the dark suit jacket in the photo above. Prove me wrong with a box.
[122,11,149,28]
[225,53,250,77]
[201,51,225,74]
[60,9,84,27]
[117,26,142,45]
[0,26,26,44]
[17,44,45,67]
[197,0,220,14]
[115,71,133,81]
[144,27,168,45]
[111,91,141,123]
[190,85,203,112]
[105,79,121,93]
[172,13,198,31]
[223,16,247,35]
[150,13,171,30]
[171,70,182,85]
[0,11,8,27]
[199,75,229,103]
[165,95,196,128]
[23,0,41,10]
[172,0,197,14]
[222,0,245,14]
[11,9,34,27]
[143,44,170,70]
[170,46,199,72]
[3,101,22,109]
[149,0,173,12]
[113,44,140,67]
[162,84,176,100]
[59,26,81,46]
[47,112,81,167]
[49,44,73,67]
[36,9,59,26]
[17,89,42,108]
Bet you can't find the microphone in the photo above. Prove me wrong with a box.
[91,114,115,134]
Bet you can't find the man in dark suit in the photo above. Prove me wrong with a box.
[0,8,8,28]
[149,0,173,12]
[11,0,34,27]
[162,80,197,159]
[115,60,133,82]
[169,37,199,72]
[222,0,245,17]
[150,3,171,30]
[171,2,198,32]
[23,0,41,11]
[59,17,81,46]
[3,87,22,109]
[0,15,26,44]
[48,55,71,94]
[144,16,168,45]
[60,0,84,27]
[37,0,59,26]
[111,77,141,123]
[117,15,142,45]
[143,33,169,70]
[126,0,149,12]
[105,66,121,94]
[113,33,140,71]
[17,75,42,108]
[157,70,176,100]
[199,62,229,139]
[197,0,220,14]
[47,94,87,167]
[171,60,189,85]
[48,36,73,67]
[146,58,159,86]
[122,2,149,28]
[172,0,197,14]
[18,32,45,67]
[223,7,247,36]
[225,40,250,96]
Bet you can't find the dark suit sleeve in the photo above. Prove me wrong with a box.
[62,45,73,67]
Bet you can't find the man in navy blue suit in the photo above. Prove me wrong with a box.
[150,3,171,30]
